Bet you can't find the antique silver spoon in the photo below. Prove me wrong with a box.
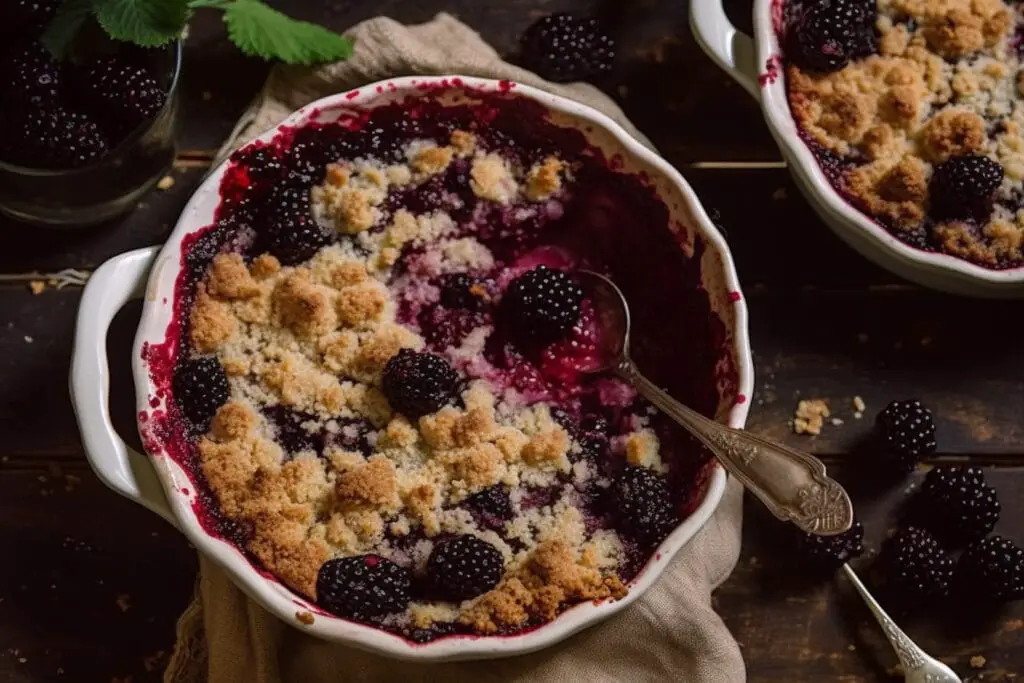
[578,270,853,536]
[842,565,962,682]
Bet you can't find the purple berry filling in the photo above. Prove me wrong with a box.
[142,86,738,643]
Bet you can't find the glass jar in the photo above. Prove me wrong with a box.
[0,41,182,227]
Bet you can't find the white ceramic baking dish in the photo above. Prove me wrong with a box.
[691,1,1024,298]
[70,75,754,661]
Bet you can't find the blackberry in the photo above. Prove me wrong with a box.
[913,466,999,545]
[580,414,610,436]
[427,535,504,601]
[6,0,61,34]
[381,349,460,420]
[74,56,167,131]
[957,535,1024,603]
[316,555,411,620]
[612,465,679,546]
[877,526,954,600]
[796,519,865,573]
[519,13,615,83]
[465,485,514,530]
[263,406,324,455]
[501,266,583,345]
[790,0,877,73]
[4,106,108,169]
[173,356,230,430]
[1,41,61,106]
[930,155,1004,221]
[439,273,488,310]
[260,186,334,265]
[875,399,937,473]
[283,137,334,187]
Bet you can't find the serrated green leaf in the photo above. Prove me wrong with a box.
[41,0,95,59]
[222,0,353,65]
[94,0,189,47]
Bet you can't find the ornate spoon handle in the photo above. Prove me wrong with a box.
[841,565,962,682]
[615,358,854,535]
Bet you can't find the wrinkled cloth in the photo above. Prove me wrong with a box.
[168,13,746,683]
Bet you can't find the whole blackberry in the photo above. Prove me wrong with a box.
[6,0,61,34]
[316,555,411,620]
[5,106,108,169]
[796,519,865,573]
[427,535,505,601]
[519,13,615,83]
[612,465,679,546]
[790,0,877,73]
[913,466,1000,545]
[381,349,460,420]
[957,535,1024,603]
[875,399,937,473]
[501,266,583,345]
[930,155,1005,221]
[877,526,954,600]
[261,186,334,265]
[1,42,61,105]
[439,273,487,310]
[465,485,514,530]
[173,356,230,430]
[74,56,167,132]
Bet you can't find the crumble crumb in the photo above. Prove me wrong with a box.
[449,130,476,156]
[793,399,831,436]
[29,280,45,295]
[157,175,175,191]
[525,157,565,201]
[470,153,518,204]
[296,611,315,625]
[970,655,987,669]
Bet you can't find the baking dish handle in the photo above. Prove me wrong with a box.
[690,1,760,99]
[70,246,178,529]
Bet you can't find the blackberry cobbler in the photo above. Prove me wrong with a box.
[156,89,734,641]
[783,0,1024,269]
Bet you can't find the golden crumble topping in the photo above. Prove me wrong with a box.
[178,135,652,639]
[785,0,1024,267]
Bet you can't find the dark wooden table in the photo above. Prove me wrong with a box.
[2,1,1022,681]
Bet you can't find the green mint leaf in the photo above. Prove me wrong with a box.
[94,0,189,47]
[41,0,95,59]
[221,0,353,65]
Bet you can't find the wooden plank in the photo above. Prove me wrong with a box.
[1,462,1022,682]
[720,467,1024,682]
[0,161,908,285]
[0,168,204,275]
[0,280,1020,461]
[0,467,194,683]
[0,289,144,460]
[742,289,1024,457]
[175,0,780,162]
[685,169,906,288]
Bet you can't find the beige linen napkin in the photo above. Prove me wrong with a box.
[167,13,746,683]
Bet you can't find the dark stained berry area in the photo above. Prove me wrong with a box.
[147,87,738,642]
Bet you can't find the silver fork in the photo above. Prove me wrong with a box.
[842,564,962,682]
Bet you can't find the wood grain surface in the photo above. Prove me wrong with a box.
[0,1,1021,681]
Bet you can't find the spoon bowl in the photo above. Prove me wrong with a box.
[577,270,854,536]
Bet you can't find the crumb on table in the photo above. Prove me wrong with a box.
[793,399,830,436]
[970,655,987,669]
